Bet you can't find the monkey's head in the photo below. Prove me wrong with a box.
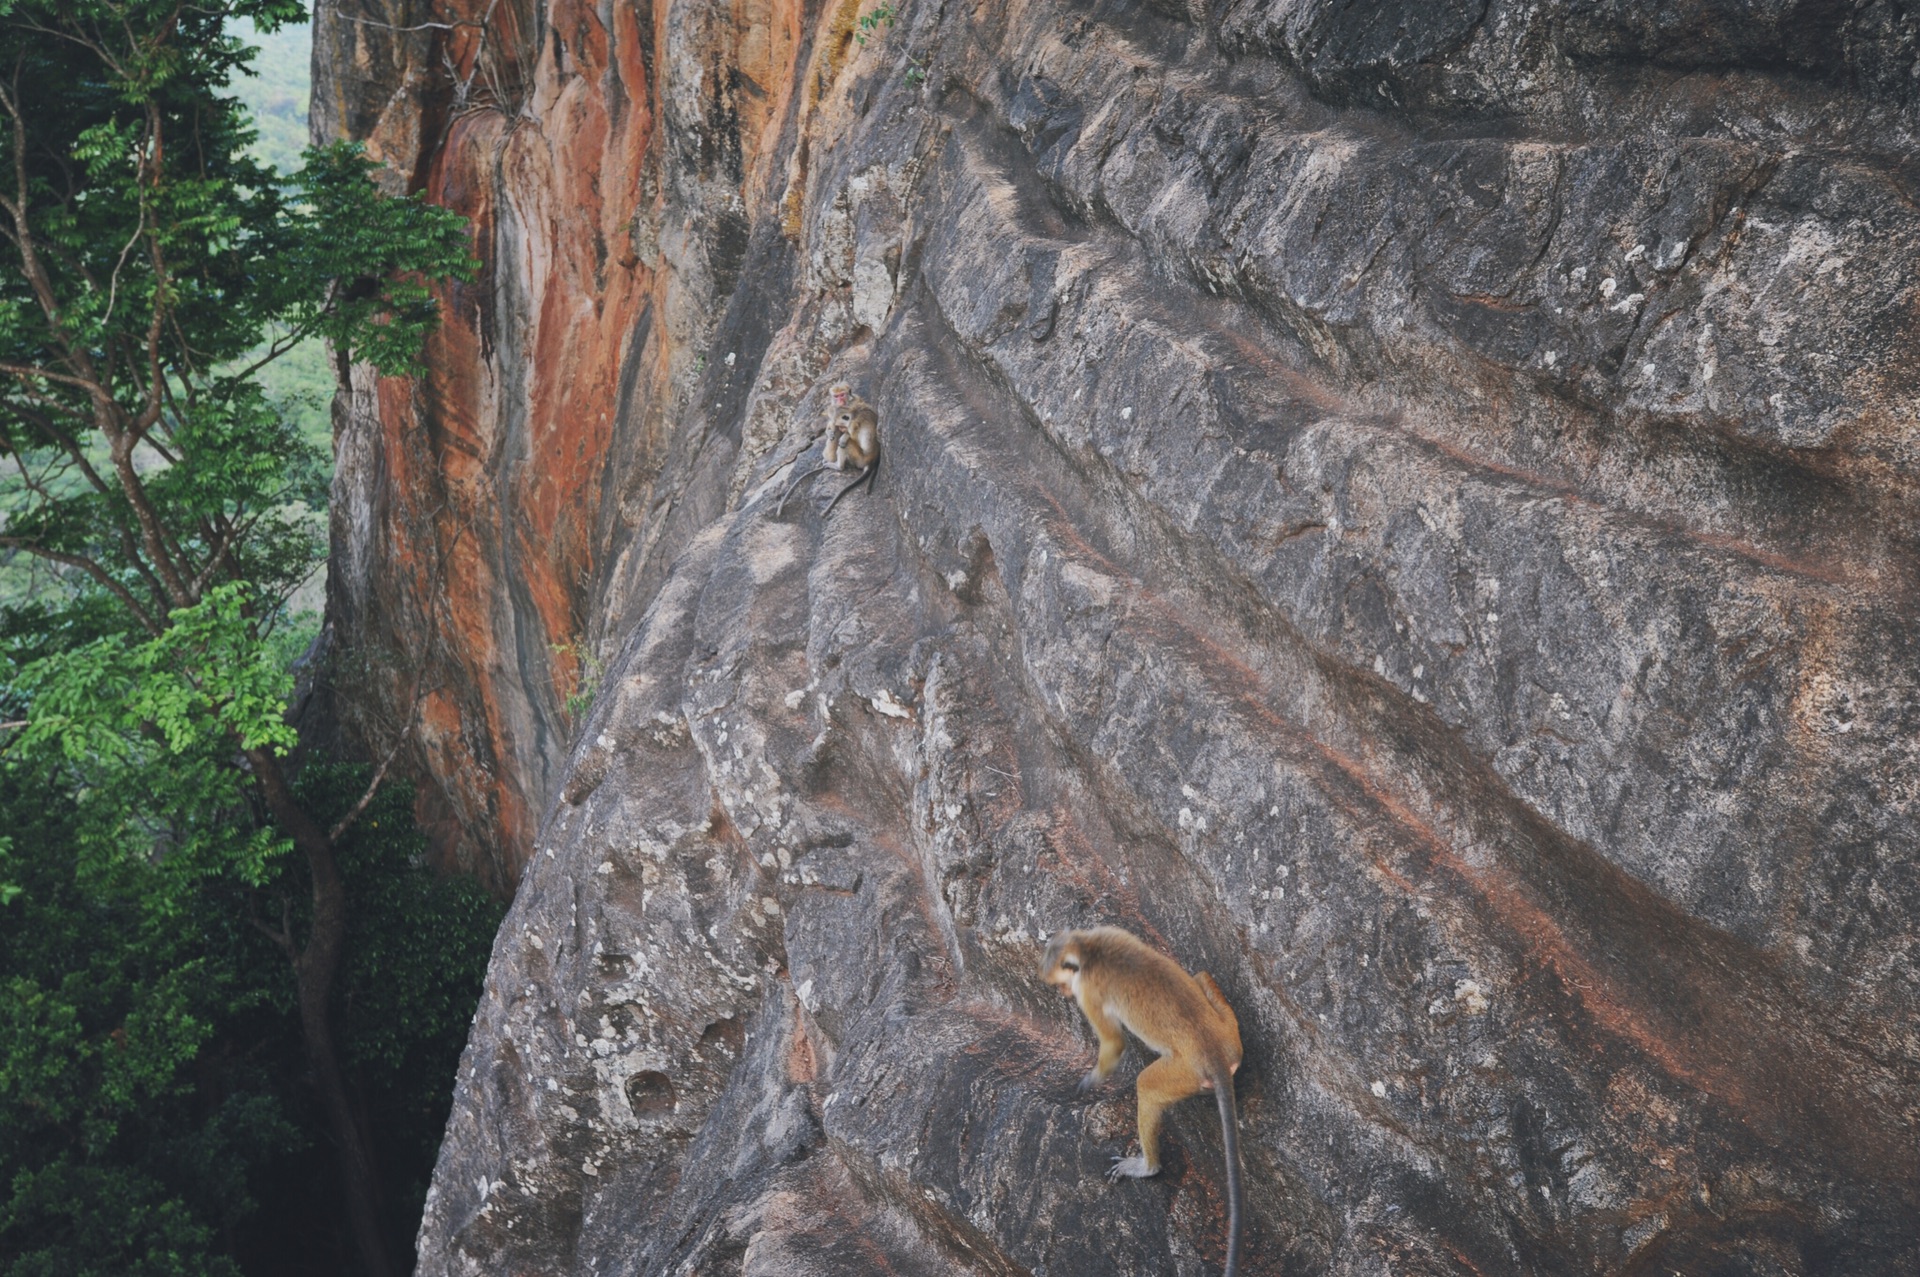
[1039,931,1084,995]
[829,382,851,407]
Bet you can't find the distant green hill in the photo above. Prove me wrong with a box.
[231,17,311,174]
[231,15,332,617]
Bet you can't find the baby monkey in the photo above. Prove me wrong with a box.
[820,381,854,467]
[776,383,879,517]
[1040,926,1244,1277]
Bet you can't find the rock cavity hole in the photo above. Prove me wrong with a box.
[626,1070,675,1119]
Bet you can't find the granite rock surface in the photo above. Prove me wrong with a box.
[313,0,1920,1272]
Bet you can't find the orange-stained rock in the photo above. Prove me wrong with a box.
[319,0,680,885]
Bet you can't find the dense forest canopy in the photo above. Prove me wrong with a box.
[0,4,496,1274]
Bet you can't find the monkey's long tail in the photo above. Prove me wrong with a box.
[820,461,875,517]
[1215,1073,1243,1277]
[775,462,828,517]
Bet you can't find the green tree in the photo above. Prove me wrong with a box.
[0,756,502,1275]
[0,763,297,1277]
[0,3,473,1273]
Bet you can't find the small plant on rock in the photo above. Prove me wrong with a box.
[855,2,897,45]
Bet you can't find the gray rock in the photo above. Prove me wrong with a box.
[318,0,1920,1272]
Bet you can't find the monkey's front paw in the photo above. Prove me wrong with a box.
[1107,1155,1158,1182]
[1077,1070,1104,1094]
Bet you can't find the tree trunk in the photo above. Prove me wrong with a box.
[250,748,397,1277]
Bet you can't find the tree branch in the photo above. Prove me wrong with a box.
[0,67,103,389]
[326,669,430,845]
[102,206,148,327]
[327,729,408,845]
[343,16,467,33]
[2,399,113,495]
[188,506,272,598]
[247,891,295,957]
[0,537,161,633]
[221,323,314,387]
[0,362,106,393]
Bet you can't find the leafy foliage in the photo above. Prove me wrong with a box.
[0,768,295,1277]
[0,0,472,645]
[0,3,492,1273]
[0,762,502,1275]
[12,586,305,888]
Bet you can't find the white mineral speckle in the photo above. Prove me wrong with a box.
[869,688,912,719]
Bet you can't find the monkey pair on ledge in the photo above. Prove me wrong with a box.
[776,381,878,517]
[1041,926,1246,1277]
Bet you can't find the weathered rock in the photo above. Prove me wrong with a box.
[316,0,1920,1272]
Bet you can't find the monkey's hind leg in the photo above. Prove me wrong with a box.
[1109,1056,1205,1181]
[819,462,875,517]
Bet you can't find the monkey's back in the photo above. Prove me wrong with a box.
[1078,927,1242,1071]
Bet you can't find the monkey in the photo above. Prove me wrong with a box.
[776,383,857,514]
[776,389,879,517]
[819,401,878,516]
[820,381,854,468]
[1040,926,1244,1277]
[776,384,856,513]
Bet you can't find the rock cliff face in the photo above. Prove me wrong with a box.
[315,0,1920,1272]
